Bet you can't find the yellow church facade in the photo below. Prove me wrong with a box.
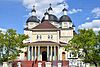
[17,4,87,67]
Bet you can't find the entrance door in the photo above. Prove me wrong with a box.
[62,52,66,61]
[42,51,47,61]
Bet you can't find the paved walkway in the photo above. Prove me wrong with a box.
[0,64,2,67]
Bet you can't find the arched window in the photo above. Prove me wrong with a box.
[48,35,53,39]
[37,35,42,39]
[37,35,39,39]
[51,35,53,39]
[48,35,50,39]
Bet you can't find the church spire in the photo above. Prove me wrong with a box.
[31,5,36,16]
[48,3,53,14]
[62,2,68,15]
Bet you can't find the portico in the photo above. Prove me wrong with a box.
[27,41,60,61]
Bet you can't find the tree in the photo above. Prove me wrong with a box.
[0,29,28,63]
[65,29,100,67]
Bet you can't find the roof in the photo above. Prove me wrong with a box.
[49,14,58,22]
[25,41,60,46]
[26,16,40,23]
[60,41,67,44]
[59,15,72,22]
[24,41,67,46]
[32,20,59,30]
[24,27,30,30]
[59,41,68,46]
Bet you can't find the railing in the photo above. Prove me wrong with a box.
[12,60,69,67]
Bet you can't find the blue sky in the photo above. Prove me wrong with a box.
[0,0,100,33]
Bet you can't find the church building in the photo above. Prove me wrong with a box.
[19,4,86,67]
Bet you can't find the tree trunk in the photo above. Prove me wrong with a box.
[93,62,98,67]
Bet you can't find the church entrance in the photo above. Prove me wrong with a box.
[42,51,47,61]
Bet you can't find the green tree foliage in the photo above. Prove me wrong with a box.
[65,29,100,67]
[0,29,28,63]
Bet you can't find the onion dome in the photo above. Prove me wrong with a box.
[41,4,58,22]
[26,5,40,23]
[49,14,58,22]
[59,3,72,22]
[59,15,72,22]
[41,14,58,22]
[26,16,40,23]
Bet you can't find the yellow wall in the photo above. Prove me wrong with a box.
[60,29,73,37]
[32,31,59,42]
[60,29,73,43]
[61,22,72,28]
[24,29,73,43]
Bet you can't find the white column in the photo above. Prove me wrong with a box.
[57,31,59,43]
[31,46,33,61]
[35,46,36,60]
[28,46,30,61]
[58,63,62,67]
[58,46,59,60]
[38,46,40,61]
[3,62,8,67]
[17,62,21,67]
[47,46,49,61]
[38,62,42,67]
[50,46,52,61]
[45,62,51,67]
[54,46,56,60]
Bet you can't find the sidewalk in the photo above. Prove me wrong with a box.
[0,64,2,67]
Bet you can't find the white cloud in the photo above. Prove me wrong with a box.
[22,0,83,19]
[68,9,82,14]
[22,0,69,18]
[0,28,6,33]
[78,20,100,33]
[92,7,100,18]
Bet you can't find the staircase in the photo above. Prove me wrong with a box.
[12,60,69,67]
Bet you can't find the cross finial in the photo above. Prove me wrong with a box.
[33,5,35,9]
[64,1,66,8]
[49,3,51,7]
[31,5,36,12]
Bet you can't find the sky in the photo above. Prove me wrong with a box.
[0,0,100,34]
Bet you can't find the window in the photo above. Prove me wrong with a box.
[48,35,53,39]
[37,35,42,39]
[29,22,33,25]
[51,35,53,39]
[40,35,42,39]
[48,35,50,39]
[37,35,39,39]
